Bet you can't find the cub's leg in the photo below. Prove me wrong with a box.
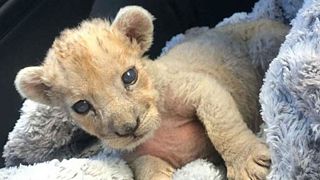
[129,155,175,180]
[175,74,270,180]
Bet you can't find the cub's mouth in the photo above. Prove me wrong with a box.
[102,108,160,150]
[114,117,141,138]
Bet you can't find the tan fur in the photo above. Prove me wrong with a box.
[15,6,289,180]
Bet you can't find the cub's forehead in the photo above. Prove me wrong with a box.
[52,19,113,60]
[48,18,139,70]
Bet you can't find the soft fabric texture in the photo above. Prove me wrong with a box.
[2,0,320,179]
[260,0,320,179]
[0,152,133,180]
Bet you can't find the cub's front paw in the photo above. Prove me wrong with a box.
[149,166,174,180]
[137,166,174,180]
[149,173,173,180]
[226,142,271,180]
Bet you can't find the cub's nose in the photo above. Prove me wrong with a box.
[114,118,140,137]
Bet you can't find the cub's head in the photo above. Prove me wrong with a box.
[14,6,160,150]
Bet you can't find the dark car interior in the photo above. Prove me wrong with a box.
[0,0,256,167]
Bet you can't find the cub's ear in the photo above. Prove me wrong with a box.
[112,6,154,53]
[15,66,53,105]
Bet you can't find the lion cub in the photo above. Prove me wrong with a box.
[14,6,288,180]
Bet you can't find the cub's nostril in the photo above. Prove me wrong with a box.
[135,117,140,131]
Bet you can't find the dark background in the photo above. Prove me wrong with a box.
[0,0,256,167]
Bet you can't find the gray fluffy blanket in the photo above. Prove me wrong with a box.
[1,0,320,179]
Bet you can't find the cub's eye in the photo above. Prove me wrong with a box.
[72,100,92,114]
[122,67,138,85]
